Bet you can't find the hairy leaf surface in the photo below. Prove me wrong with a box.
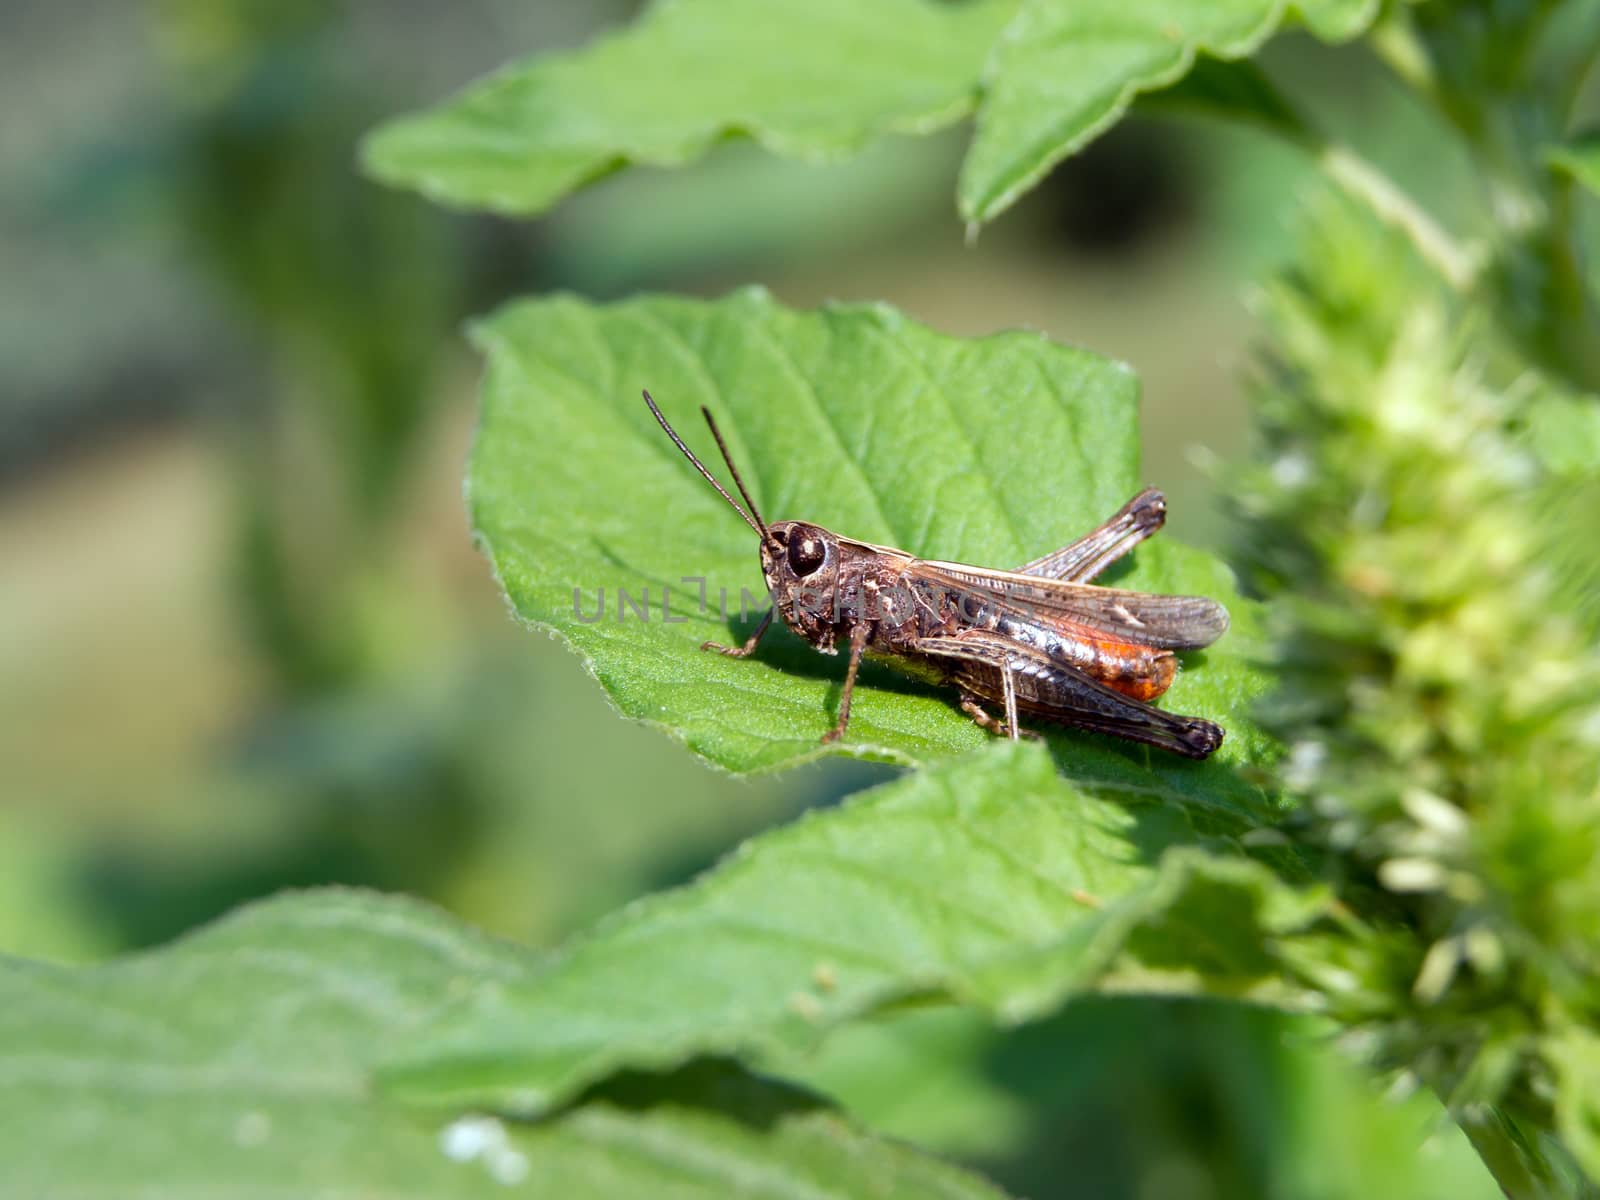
[0,890,1011,1200]
[366,0,1378,225]
[363,0,1015,214]
[381,744,1324,1115]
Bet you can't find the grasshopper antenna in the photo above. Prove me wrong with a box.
[697,405,768,536]
[643,390,767,538]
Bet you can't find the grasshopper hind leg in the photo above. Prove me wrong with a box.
[1016,488,1166,583]
[921,632,1223,759]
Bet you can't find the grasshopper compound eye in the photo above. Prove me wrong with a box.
[786,529,827,577]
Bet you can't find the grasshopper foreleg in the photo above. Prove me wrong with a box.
[702,608,773,658]
[821,621,871,744]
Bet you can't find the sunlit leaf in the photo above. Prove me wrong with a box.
[362,0,1016,215]
[365,0,1375,227]
[0,890,1011,1200]
[959,0,1379,222]
[381,743,1325,1115]
[468,287,1273,778]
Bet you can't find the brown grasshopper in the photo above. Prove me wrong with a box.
[644,391,1228,758]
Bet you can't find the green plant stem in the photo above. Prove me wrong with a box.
[1366,10,1440,111]
[1458,1104,1594,1200]
[1365,3,1600,392]
[1534,173,1600,390]
[1317,143,1481,291]
[1224,48,1480,295]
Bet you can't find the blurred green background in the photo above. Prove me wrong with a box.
[0,1,1499,1196]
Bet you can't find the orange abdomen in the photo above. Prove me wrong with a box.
[1082,636,1177,701]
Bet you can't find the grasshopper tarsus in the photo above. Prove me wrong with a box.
[959,693,1005,735]
[702,609,773,657]
[959,693,1038,742]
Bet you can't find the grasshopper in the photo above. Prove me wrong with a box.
[644,391,1228,758]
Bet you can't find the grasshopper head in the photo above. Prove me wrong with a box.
[762,521,843,651]
[641,393,847,652]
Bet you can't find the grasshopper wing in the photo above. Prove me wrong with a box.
[914,560,1229,650]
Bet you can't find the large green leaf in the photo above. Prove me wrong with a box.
[0,890,1011,1200]
[959,0,1379,222]
[468,288,1273,778]
[381,742,1327,1116]
[365,0,1378,225]
[362,0,1016,215]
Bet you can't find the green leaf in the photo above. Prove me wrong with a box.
[365,0,1372,226]
[380,742,1327,1115]
[1456,1100,1596,1200]
[1139,57,1313,142]
[959,0,1380,223]
[759,1006,1032,1159]
[362,0,1017,215]
[771,1001,1505,1199]
[0,890,1011,1200]
[961,842,1334,1022]
[468,287,1273,776]
[1546,135,1600,198]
